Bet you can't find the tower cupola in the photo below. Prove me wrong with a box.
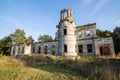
[60,8,74,22]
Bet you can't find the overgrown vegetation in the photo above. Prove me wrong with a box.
[0,54,119,80]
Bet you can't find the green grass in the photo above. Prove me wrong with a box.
[0,54,120,80]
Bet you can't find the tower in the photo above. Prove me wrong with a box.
[56,8,77,56]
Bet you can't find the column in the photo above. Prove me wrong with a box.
[70,10,72,17]
[68,10,70,17]
[10,47,13,56]
[41,46,44,54]
[15,46,18,55]
[47,46,51,54]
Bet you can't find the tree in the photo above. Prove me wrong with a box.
[103,30,112,37]
[112,27,120,54]
[0,29,26,55]
[37,34,53,42]
[10,29,26,44]
[0,36,12,55]
[26,35,34,46]
[96,29,112,37]
[96,29,103,37]
[0,44,4,54]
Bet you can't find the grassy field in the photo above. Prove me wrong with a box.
[0,54,120,80]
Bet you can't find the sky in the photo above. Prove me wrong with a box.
[0,0,120,41]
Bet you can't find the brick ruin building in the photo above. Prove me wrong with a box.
[11,8,115,57]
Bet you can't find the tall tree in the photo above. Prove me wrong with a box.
[37,34,53,42]
[11,29,26,44]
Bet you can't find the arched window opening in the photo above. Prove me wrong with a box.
[64,12,68,18]
[78,31,82,38]
[22,47,24,54]
[44,46,48,54]
[32,47,35,53]
[18,47,20,54]
[86,30,90,36]
[38,46,41,54]
[64,44,67,52]
[51,45,55,55]
[63,29,67,35]
[13,47,15,55]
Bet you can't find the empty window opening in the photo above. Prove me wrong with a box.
[64,12,68,18]
[87,44,92,53]
[78,45,83,53]
[32,47,35,53]
[51,45,55,55]
[44,46,48,54]
[64,44,67,52]
[13,47,15,55]
[22,47,24,54]
[63,29,67,35]
[78,31,82,38]
[18,47,20,54]
[38,46,41,54]
[86,30,90,36]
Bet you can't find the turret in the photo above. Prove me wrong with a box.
[56,8,77,56]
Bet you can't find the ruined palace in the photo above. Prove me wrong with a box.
[11,8,115,57]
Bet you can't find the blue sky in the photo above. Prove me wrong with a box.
[0,0,120,41]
